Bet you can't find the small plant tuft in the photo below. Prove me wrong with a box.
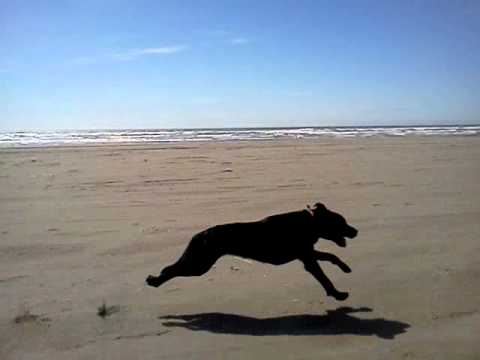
[97,301,119,318]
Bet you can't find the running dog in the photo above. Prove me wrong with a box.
[146,202,358,301]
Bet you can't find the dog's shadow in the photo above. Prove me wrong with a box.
[159,306,409,339]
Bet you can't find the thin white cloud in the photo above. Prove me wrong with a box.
[111,45,188,61]
[73,45,188,64]
[230,37,250,45]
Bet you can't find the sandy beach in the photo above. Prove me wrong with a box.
[1,136,479,359]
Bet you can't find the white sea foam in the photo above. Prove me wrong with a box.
[0,126,479,147]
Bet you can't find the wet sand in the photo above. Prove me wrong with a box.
[1,137,479,359]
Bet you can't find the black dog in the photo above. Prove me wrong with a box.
[146,202,358,301]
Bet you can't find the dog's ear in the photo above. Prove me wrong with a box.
[313,202,327,212]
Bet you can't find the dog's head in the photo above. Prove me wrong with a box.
[308,202,358,247]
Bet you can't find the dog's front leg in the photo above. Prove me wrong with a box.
[301,257,349,301]
[313,250,351,273]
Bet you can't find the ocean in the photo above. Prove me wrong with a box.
[1,125,479,148]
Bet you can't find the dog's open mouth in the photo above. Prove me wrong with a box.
[335,237,346,247]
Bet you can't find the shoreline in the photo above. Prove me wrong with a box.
[1,134,479,151]
[2,125,479,149]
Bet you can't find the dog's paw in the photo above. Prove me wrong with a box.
[146,275,160,287]
[331,291,349,301]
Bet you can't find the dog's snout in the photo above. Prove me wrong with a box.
[346,226,358,239]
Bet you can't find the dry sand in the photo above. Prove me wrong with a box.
[0,137,479,359]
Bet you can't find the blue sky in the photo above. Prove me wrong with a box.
[1,0,479,130]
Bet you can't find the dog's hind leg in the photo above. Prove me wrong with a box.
[312,250,351,273]
[146,233,223,288]
[301,257,349,301]
[146,265,177,288]
[146,254,221,288]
